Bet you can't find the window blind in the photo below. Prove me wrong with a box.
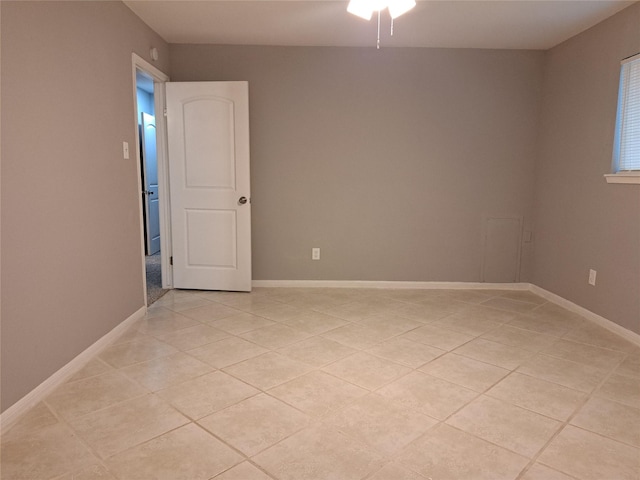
[614,53,640,172]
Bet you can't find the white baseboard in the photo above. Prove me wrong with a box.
[529,285,640,347]
[0,305,147,434]
[252,280,531,290]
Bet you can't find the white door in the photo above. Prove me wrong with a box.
[141,112,161,255]
[166,82,251,292]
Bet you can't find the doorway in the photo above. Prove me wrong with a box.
[136,71,165,304]
[132,54,171,306]
[132,55,252,300]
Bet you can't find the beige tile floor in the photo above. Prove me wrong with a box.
[2,288,640,480]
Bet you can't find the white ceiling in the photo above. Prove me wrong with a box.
[123,0,635,50]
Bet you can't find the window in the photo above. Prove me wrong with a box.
[607,53,640,184]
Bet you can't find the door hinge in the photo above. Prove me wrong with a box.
[163,108,167,117]
[170,256,173,266]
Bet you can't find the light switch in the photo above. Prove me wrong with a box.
[123,141,130,159]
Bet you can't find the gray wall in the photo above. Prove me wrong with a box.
[532,3,640,334]
[1,1,170,411]
[170,45,544,283]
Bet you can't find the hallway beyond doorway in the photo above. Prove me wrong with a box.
[146,253,168,305]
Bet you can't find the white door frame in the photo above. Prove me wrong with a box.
[131,54,172,303]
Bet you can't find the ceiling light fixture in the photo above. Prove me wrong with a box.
[347,0,416,49]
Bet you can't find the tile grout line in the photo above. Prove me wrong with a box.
[5,288,637,480]
[513,349,633,480]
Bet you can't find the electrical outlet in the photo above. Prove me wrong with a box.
[588,269,597,286]
[312,248,320,260]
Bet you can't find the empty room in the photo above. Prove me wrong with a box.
[1,1,639,479]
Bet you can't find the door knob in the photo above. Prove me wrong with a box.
[143,190,154,195]
[238,196,248,205]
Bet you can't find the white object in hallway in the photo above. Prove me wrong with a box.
[166,81,251,292]
[141,112,161,255]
